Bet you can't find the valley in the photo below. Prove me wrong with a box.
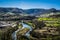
[0,8,60,40]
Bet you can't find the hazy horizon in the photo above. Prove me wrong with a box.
[0,0,60,9]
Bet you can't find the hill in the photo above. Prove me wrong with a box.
[0,7,60,16]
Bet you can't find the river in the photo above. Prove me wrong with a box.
[12,22,32,40]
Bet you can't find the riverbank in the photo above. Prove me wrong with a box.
[12,22,33,40]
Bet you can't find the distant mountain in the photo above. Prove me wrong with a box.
[0,7,60,16]
[0,7,24,13]
[25,8,60,16]
[24,9,47,16]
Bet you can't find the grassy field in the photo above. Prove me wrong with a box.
[37,17,60,27]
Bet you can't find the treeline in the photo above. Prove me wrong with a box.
[0,16,36,21]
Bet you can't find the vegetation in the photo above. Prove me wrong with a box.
[38,17,60,27]
[0,26,18,40]
[0,12,60,40]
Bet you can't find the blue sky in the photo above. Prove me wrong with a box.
[0,0,60,9]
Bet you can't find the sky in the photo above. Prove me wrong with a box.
[0,0,60,9]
